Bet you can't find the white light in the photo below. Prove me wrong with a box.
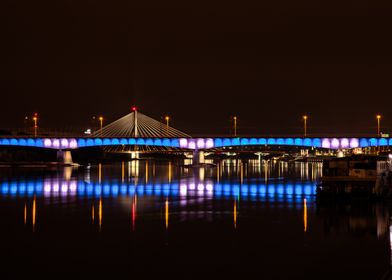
[179,138,188,148]
[53,183,60,192]
[61,183,68,193]
[180,184,187,196]
[84,129,92,135]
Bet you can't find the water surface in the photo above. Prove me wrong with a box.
[0,160,390,279]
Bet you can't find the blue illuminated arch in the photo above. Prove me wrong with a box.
[95,138,104,145]
[249,138,258,145]
[78,138,86,147]
[111,138,120,145]
[136,139,145,145]
[120,138,128,145]
[145,139,154,146]
[86,139,94,146]
[303,138,312,146]
[240,138,249,145]
[19,139,27,146]
[312,138,321,147]
[277,138,284,145]
[360,138,369,147]
[379,138,388,146]
[294,138,303,146]
[162,138,171,146]
[103,138,111,145]
[154,139,162,146]
[223,138,231,147]
[171,139,180,147]
[267,138,276,145]
[214,138,223,147]
[369,138,378,146]
[36,139,43,147]
[27,138,35,146]
[258,138,266,145]
[129,138,136,145]
[285,138,294,146]
[232,138,240,146]
[2,139,10,145]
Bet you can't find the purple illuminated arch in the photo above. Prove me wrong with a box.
[322,138,331,149]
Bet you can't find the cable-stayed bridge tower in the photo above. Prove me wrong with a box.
[92,108,190,139]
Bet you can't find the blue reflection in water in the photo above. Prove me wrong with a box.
[0,179,316,205]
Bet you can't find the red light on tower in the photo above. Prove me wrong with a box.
[131,106,138,112]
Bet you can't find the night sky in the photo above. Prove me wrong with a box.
[1,0,392,136]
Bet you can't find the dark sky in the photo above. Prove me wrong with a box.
[1,0,392,136]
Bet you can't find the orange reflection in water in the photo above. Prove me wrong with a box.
[92,204,95,224]
[165,199,169,230]
[99,198,102,230]
[234,199,237,229]
[32,196,36,232]
[304,198,307,233]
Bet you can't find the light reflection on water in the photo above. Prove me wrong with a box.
[0,160,391,279]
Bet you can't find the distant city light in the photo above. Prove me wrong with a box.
[84,129,92,135]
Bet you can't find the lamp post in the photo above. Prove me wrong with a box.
[99,116,103,136]
[303,115,308,137]
[32,113,38,137]
[233,116,237,137]
[132,106,138,138]
[377,115,381,136]
[165,116,170,136]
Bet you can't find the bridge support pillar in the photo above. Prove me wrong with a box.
[193,150,205,165]
[57,150,73,165]
[130,151,140,159]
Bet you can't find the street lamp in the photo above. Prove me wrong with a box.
[32,113,38,137]
[233,116,238,137]
[165,115,170,136]
[99,116,103,135]
[377,115,381,136]
[303,115,308,137]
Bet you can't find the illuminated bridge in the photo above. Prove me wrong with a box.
[0,136,391,150]
[0,110,391,151]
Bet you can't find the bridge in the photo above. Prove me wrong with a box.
[0,135,391,150]
[0,109,391,163]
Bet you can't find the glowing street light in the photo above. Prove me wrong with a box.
[233,116,238,137]
[165,115,170,136]
[132,106,138,138]
[303,115,308,137]
[377,115,382,136]
[32,113,38,137]
[99,116,103,136]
